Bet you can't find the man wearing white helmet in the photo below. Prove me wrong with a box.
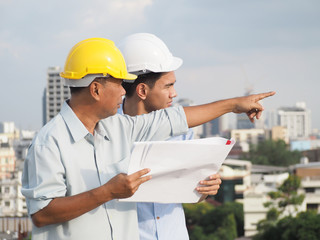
[118,33,222,240]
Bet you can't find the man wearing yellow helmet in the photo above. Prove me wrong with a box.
[21,37,275,240]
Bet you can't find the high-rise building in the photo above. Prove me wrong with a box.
[0,122,14,134]
[0,171,28,217]
[0,122,20,146]
[202,118,219,137]
[0,142,15,179]
[266,110,278,129]
[237,113,255,129]
[44,67,70,125]
[201,114,229,138]
[278,102,311,140]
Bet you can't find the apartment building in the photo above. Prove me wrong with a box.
[43,66,70,124]
[278,102,312,140]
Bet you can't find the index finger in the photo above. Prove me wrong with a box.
[129,168,151,179]
[209,173,221,180]
[257,91,276,101]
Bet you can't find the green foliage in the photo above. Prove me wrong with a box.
[242,139,301,166]
[265,175,305,216]
[268,190,282,199]
[279,175,301,193]
[184,201,244,240]
[254,175,314,240]
[266,207,280,221]
[183,202,215,226]
[254,211,320,240]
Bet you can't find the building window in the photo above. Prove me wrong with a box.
[5,201,10,207]
[305,188,315,193]
[307,204,318,211]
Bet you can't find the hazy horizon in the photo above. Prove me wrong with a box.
[1,0,319,131]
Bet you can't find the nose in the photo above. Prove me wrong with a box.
[170,87,177,98]
[121,84,126,96]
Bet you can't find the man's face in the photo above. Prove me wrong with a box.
[98,77,126,117]
[144,71,177,113]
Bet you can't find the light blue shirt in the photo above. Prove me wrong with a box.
[118,105,192,240]
[137,131,193,240]
[21,101,188,240]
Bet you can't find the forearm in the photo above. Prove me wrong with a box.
[32,185,111,227]
[31,169,151,228]
[184,91,276,128]
[184,98,235,128]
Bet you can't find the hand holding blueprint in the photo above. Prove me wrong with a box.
[120,137,235,203]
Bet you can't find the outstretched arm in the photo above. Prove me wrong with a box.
[184,91,276,128]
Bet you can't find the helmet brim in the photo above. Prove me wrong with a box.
[122,72,137,81]
[169,57,183,72]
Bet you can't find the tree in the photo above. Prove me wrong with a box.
[254,211,320,240]
[184,201,244,240]
[210,214,237,240]
[254,175,308,240]
[242,139,301,166]
[183,202,215,227]
[265,175,305,216]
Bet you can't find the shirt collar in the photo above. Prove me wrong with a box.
[60,101,89,143]
[60,101,110,142]
[95,121,109,140]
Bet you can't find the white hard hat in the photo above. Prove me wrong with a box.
[118,33,183,75]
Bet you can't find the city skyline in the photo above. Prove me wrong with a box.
[1,0,319,130]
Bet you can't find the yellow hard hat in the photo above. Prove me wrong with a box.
[60,38,137,86]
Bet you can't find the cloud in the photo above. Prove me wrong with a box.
[174,46,320,128]
[1,0,320,130]
[54,0,153,43]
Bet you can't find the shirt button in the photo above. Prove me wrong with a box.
[156,217,160,220]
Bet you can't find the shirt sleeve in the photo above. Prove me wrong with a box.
[21,142,67,215]
[124,106,189,142]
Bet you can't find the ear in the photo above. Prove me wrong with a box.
[136,83,149,100]
[89,81,101,101]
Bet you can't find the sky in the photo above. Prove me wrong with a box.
[0,0,319,131]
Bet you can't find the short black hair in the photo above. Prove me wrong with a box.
[122,72,163,98]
